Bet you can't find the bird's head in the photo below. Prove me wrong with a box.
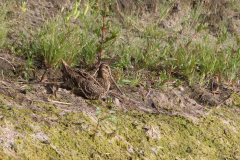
[98,63,111,79]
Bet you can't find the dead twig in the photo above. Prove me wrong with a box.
[216,92,240,108]
[108,90,139,104]
[40,82,64,85]
[0,56,16,72]
[0,86,10,89]
[0,80,8,85]
[93,68,99,77]
[25,98,45,103]
[111,76,124,95]
[17,81,64,85]
[47,98,71,105]
[216,95,235,108]
[146,88,151,98]
[35,88,40,98]
[40,68,50,82]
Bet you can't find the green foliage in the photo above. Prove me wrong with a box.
[2,0,240,87]
[13,1,92,69]
[110,0,240,87]
[23,53,36,81]
[12,0,120,69]
[0,1,10,48]
[1,70,4,80]
[36,17,82,68]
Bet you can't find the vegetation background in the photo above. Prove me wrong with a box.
[0,0,240,159]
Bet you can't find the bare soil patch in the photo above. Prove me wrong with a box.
[0,49,236,122]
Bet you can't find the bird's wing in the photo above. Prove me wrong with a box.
[80,80,105,99]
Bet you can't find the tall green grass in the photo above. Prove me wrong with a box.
[4,0,240,86]
[0,1,11,48]
[110,0,240,86]
[24,1,92,69]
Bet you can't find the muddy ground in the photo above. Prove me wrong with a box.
[0,48,237,121]
[0,0,238,121]
[1,46,239,159]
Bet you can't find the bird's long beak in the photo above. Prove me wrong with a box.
[111,76,124,95]
[61,59,68,66]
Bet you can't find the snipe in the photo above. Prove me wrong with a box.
[61,59,116,99]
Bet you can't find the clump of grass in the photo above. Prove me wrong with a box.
[36,17,80,68]
[33,2,91,69]
[14,0,119,70]
[5,0,240,88]
[12,1,92,70]
[108,0,240,87]
[0,1,11,48]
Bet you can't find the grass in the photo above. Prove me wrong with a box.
[0,1,11,48]
[15,1,92,69]
[0,1,239,88]
[1,0,240,158]
[2,0,238,87]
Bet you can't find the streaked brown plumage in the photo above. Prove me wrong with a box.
[61,59,112,99]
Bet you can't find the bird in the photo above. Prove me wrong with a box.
[61,59,123,99]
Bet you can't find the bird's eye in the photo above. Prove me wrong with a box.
[105,66,108,69]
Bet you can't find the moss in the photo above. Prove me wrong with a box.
[233,95,240,107]
[1,92,240,159]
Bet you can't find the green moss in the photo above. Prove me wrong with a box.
[0,149,13,160]
[1,92,240,159]
[233,95,240,107]
[15,123,33,132]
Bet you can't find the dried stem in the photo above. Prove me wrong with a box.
[40,68,50,82]
[111,76,124,95]
[0,57,16,72]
